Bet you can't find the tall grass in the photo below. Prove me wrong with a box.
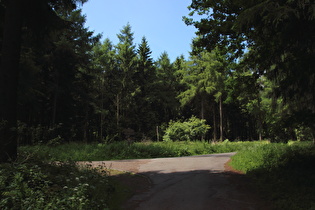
[17,140,315,209]
[20,140,268,161]
[230,141,315,210]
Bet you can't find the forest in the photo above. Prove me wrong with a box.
[0,0,314,209]
[1,0,315,162]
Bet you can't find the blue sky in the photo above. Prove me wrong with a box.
[80,0,198,62]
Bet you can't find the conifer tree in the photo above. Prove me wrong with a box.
[0,0,88,162]
[155,52,181,123]
[115,23,137,130]
[92,38,118,139]
[134,37,158,136]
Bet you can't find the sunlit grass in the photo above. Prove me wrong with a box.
[20,140,268,161]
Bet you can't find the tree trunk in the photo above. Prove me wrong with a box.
[83,106,89,143]
[52,85,58,125]
[200,96,205,141]
[257,93,263,141]
[100,113,103,142]
[0,0,22,162]
[219,95,223,142]
[212,101,217,142]
[116,94,120,128]
[99,83,104,142]
[201,97,205,120]
[156,126,159,141]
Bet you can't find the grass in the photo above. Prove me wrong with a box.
[19,140,268,161]
[6,140,261,210]
[11,141,270,209]
[8,140,315,209]
[230,141,315,210]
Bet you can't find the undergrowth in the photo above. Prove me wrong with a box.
[230,141,315,210]
[0,152,111,210]
[20,140,267,161]
[17,140,315,209]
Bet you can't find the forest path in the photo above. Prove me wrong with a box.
[89,153,270,210]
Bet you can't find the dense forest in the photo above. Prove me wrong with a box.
[1,0,314,162]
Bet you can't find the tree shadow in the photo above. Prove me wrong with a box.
[121,169,271,210]
[244,151,315,210]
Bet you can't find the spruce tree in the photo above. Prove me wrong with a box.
[115,23,137,130]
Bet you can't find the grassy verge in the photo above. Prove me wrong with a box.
[230,141,315,210]
[12,140,315,209]
[6,140,262,210]
[19,140,267,161]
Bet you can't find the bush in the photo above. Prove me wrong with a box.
[163,116,210,141]
[0,153,111,209]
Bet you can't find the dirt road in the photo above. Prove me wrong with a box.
[90,153,270,210]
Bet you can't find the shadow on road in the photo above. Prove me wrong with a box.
[123,169,271,210]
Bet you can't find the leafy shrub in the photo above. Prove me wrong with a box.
[163,116,210,141]
[295,126,313,141]
[0,153,111,209]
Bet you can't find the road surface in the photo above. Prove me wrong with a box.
[89,153,269,210]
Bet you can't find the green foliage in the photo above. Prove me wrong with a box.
[163,116,210,141]
[17,141,315,210]
[230,142,315,209]
[295,126,314,142]
[0,153,111,209]
[20,140,268,161]
[230,142,286,173]
[18,122,64,145]
[154,52,182,123]
[2,0,314,164]
[186,0,315,133]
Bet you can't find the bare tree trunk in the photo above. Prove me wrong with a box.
[201,96,205,141]
[212,102,217,142]
[52,84,58,125]
[257,93,263,141]
[219,95,223,142]
[156,126,159,141]
[83,106,89,143]
[100,114,103,142]
[0,0,22,162]
[99,83,104,142]
[116,94,120,128]
[201,97,205,120]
